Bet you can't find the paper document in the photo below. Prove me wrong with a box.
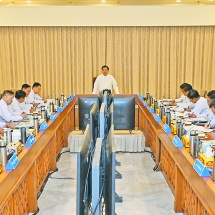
[184,125,213,133]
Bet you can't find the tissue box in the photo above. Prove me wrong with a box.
[156,109,160,115]
[171,124,177,135]
[0,163,2,174]
[185,147,190,153]
[162,116,166,124]
[198,153,214,168]
[182,135,190,148]
[7,142,22,155]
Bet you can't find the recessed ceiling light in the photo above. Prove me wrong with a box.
[101,0,106,2]
[26,0,31,3]
[176,0,181,2]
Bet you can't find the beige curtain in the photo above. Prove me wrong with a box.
[0,26,214,99]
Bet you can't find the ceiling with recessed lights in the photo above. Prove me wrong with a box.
[0,0,215,6]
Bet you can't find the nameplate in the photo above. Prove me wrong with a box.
[143,102,149,107]
[50,113,57,120]
[148,107,154,114]
[162,124,172,133]
[193,159,211,177]
[40,122,48,131]
[57,106,63,113]
[5,154,20,170]
[25,134,36,147]
[154,114,161,123]
[172,135,183,148]
[64,101,68,107]
[137,93,143,101]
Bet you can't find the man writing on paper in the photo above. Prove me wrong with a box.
[0,90,27,122]
[21,84,36,113]
[187,89,209,119]
[10,90,31,115]
[28,82,47,105]
[92,66,119,95]
[170,83,195,110]
[206,100,215,129]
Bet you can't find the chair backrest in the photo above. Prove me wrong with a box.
[92,77,97,90]
[200,89,207,98]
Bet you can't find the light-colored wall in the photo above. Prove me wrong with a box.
[1,6,215,26]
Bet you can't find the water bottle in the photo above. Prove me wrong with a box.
[149,96,153,106]
[165,109,171,127]
[177,123,184,139]
[33,113,39,134]
[41,106,46,119]
[20,127,27,144]
[161,105,165,119]
[55,97,60,107]
[154,99,158,112]
[61,94,64,102]
[4,128,12,145]
[0,140,7,167]
[146,92,150,101]
[189,130,196,156]
[213,153,215,182]
[49,102,54,113]
[193,137,200,158]
[159,103,163,118]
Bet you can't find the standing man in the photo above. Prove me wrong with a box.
[92,66,119,94]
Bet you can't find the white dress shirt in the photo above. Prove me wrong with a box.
[209,116,215,128]
[207,109,215,128]
[9,98,30,115]
[24,96,34,104]
[191,97,210,119]
[207,109,214,121]
[92,74,119,94]
[0,99,23,122]
[175,95,195,109]
[23,96,33,112]
[28,90,44,104]
[0,122,6,128]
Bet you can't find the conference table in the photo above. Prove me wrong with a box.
[136,97,215,215]
[0,98,76,215]
[0,94,215,215]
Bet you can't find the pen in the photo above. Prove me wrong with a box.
[208,120,211,128]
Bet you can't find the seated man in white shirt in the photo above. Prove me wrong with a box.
[0,90,27,122]
[22,83,33,104]
[10,90,30,115]
[28,82,47,105]
[170,83,194,110]
[206,100,215,128]
[92,65,119,94]
[187,89,210,119]
[21,84,36,112]
[205,90,215,124]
